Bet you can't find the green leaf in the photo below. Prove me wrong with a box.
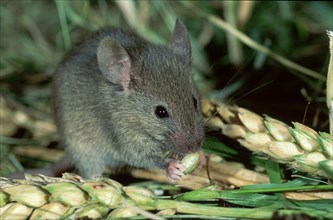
[240,178,325,190]
[202,137,238,157]
[176,184,333,203]
[175,186,220,201]
[266,160,281,184]
[218,191,280,207]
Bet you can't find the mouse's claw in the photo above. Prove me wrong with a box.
[166,160,185,183]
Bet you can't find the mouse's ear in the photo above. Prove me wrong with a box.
[171,19,191,60]
[97,36,131,91]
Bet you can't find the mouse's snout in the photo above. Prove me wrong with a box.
[172,128,203,154]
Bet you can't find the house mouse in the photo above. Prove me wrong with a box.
[52,19,204,182]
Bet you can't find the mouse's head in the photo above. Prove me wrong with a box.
[97,19,204,168]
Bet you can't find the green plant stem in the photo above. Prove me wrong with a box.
[223,1,243,66]
[176,185,333,201]
[327,31,333,135]
[55,0,71,50]
[233,184,333,193]
[182,2,325,81]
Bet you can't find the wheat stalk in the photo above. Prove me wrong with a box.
[1,173,281,219]
[2,173,331,220]
[202,99,333,180]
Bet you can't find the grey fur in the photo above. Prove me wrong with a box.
[53,20,204,179]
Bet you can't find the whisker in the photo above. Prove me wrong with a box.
[214,52,256,100]
[202,80,274,127]
[199,53,256,126]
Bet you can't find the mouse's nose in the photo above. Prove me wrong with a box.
[172,129,202,153]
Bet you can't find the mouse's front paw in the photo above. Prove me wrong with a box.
[166,160,185,183]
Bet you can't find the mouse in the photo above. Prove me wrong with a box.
[52,19,204,182]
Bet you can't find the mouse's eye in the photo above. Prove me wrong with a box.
[193,97,198,110]
[155,105,169,118]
